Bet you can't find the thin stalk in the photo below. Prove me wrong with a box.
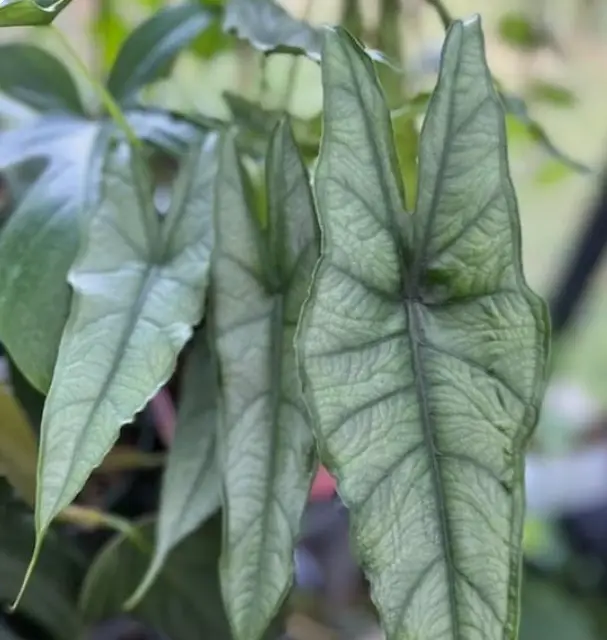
[425,0,452,30]
[48,25,140,148]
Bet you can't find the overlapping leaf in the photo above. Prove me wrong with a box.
[213,122,317,640]
[107,2,216,104]
[128,326,221,605]
[297,19,548,640]
[33,132,219,559]
[0,44,85,114]
[0,0,72,26]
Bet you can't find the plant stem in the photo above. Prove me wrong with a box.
[281,0,315,112]
[425,0,453,30]
[48,25,140,148]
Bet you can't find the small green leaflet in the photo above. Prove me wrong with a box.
[127,326,221,606]
[18,133,219,603]
[107,2,216,104]
[0,0,72,26]
[213,122,318,640]
[297,19,548,640]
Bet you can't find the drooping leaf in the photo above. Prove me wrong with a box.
[0,0,72,26]
[0,483,85,639]
[80,516,233,639]
[0,117,109,393]
[223,0,321,59]
[0,43,85,114]
[33,133,219,556]
[0,385,37,503]
[297,20,548,640]
[0,110,203,394]
[213,122,317,640]
[128,326,221,605]
[107,2,216,104]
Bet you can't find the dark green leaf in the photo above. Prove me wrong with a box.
[128,327,221,605]
[0,44,85,113]
[391,110,419,212]
[0,484,85,639]
[213,122,317,640]
[342,0,363,40]
[297,20,548,640]
[32,133,219,559]
[80,516,233,639]
[107,2,216,104]
[0,117,109,393]
[0,0,72,26]
[92,0,130,74]
[223,0,321,59]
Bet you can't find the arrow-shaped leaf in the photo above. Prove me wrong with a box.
[127,326,221,605]
[29,133,219,577]
[0,43,85,114]
[107,2,216,105]
[297,19,548,640]
[213,121,318,640]
[0,0,72,26]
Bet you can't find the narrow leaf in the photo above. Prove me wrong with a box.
[297,19,548,640]
[0,44,85,113]
[213,122,317,640]
[223,0,321,59]
[34,133,219,552]
[107,2,215,104]
[80,516,234,639]
[0,0,72,26]
[127,326,221,605]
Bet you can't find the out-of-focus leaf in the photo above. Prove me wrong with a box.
[520,575,599,639]
[7,356,44,433]
[192,15,235,58]
[80,517,233,639]
[213,122,317,640]
[96,446,165,474]
[224,91,279,137]
[0,44,85,114]
[297,20,548,640]
[92,0,130,74]
[534,159,572,186]
[377,0,402,107]
[223,0,321,59]
[0,117,109,393]
[107,2,216,104]
[0,385,37,503]
[391,110,418,211]
[501,92,592,174]
[127,327,220,606]
[527,80,577,108]
[342,0,363,40]
[497,11,558,52]
[0,483,85,639]
[0,0,72,26]
[32,133,218,566]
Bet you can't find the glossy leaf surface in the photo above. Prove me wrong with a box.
[128,327,221,605]
[107,2,215,104]
[297,20,548,640]
[213,123,317,640]
[35,133,218,545]
[0,44,85,113]
[0,0,72,26]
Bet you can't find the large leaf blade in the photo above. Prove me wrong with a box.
[297,19,548,640]
[35,133,218,542]
[107,2,215,104]
[0,44,85,113]
[0,0,72,26]
[213,122,317,640]
[127,326,221,605]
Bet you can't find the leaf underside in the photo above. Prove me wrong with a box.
[298,19,548,640]
[213,121,317,640]
[35,133,218,540]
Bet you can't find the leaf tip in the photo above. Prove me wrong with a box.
[9,531,45,612]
